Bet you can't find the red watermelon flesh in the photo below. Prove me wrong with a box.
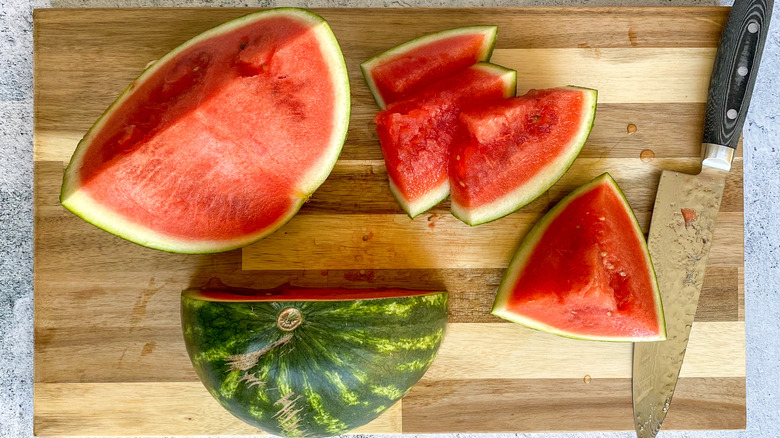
[450,87,597,225]
[375,63,516,218]
[492,173,665,342]
[61,9,350,253]
[361,26,497,109]
[193,278,441,302]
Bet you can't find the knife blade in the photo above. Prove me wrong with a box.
[631,0,772,436]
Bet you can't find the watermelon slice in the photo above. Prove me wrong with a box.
[361,26,498,109]
[182,279,448,437]
[60,8,350,253]
[492,173,665,342]
[375,63,516,218]
[450,87,598,225]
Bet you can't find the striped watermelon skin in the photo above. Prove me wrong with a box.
[181,286,448,437]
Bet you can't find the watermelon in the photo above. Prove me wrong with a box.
[60,8,350,253]
[375,63,516,218]
[491,173,665,342]
[361,26,498,109]
[450,86,598,225]
[181,279,448,437]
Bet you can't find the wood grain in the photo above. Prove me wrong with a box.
[34,383,402,436]
[34,7,745,436]
[32,103,741,162]
[401,377,745,432]
[496,48,717,103]
[33,321,744,385]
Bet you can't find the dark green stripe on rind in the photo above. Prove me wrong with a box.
[181,290,448,437]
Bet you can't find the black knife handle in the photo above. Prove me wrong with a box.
[703,0,772,149]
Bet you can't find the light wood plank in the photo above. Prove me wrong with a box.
[34,382,402,436]
[34,322,743,384]
[427,321,744,380]
[494,48,715,104]
[242,210,742,270]
[34,102,740,163]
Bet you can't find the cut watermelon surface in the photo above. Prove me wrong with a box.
[60,9,350,253]
[492,173,665,342]
[375,63,516,218]
[361,26,497,109]
[450,87,598,225]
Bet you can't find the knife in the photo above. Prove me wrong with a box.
[631,0,772,436]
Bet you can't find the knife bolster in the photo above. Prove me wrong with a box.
[701,142,735,171]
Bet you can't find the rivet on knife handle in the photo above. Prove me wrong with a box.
[702,0,772,151]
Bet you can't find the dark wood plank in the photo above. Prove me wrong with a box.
[402,377,745,432]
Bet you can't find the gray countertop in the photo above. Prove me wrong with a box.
[2,0,778,437]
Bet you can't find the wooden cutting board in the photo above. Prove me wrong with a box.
[33,7,745,436]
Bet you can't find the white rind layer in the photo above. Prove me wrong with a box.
[389,178,450,219]
[60,8,350,254]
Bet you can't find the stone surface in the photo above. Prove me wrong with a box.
[2,0,779,437]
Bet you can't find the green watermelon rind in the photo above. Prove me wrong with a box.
[386,62,517,219]
[360,25,498,110]
[60,8,351,254]
[450,86,598,226]
[491,173,666,343]
[181,288,449,437]
[389,178,450,219]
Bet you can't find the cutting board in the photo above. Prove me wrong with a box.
[33,7,745,436]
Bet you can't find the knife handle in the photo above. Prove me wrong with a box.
[702,0,772,150]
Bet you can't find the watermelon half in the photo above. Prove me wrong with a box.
[375,63,516,218]
[361,26,498,109]
[60,8,350,253]
[450,86,598,225]
[181,279,448,437]
[491,173,665,342]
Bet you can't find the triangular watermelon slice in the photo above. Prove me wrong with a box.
[450,86,598,226]
[492,173,666,342]
[60,8,350,253]
[375,63,516,218]
[361,26,498,109]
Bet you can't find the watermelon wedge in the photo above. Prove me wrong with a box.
[492,173,665,342]
[60,8,350,253]
[375,63,516,218]
[361,26,498,109]
[181,279,448,437]
[450,86,598,226]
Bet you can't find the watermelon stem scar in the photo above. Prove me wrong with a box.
[277,307,304,331]
[182,280,448,437]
